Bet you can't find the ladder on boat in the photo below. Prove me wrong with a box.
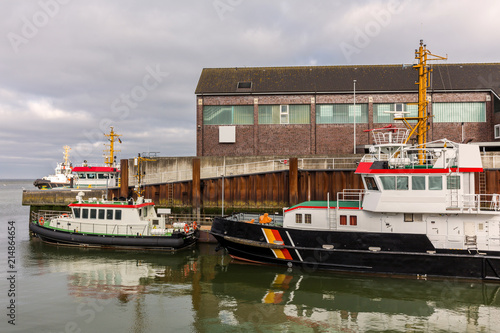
[479,171,487,195]
[328,207,337,230]
[448,172,460,208]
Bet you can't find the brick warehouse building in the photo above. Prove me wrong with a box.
[195,64,500,156]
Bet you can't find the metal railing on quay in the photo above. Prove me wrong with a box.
[131,157,362,186]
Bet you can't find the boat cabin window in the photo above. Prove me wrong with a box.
[78,173,86,179]
[115,210,122,220]
[404,213,423,222]
[429,176,442,190]
[364,176,379,191]
[98,209,105,219]
[397,176,408,190]
[87,173,96,179]
[350,216,357,226]
[106,209,113,220]
[380,176,408,190]
[340,215,347,225]
[90,209,97,219]
[447,175,461,190]
[296,214,302,223]
[82,208,89,219]
[305,214,312,224]
[73,208,80,218]
[412,176,425,190]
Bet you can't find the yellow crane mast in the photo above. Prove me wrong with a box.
[395,40,447,164]
[103,126,122,167]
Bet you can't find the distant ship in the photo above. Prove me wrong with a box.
[33,145,74,189]
[34,127,122,189]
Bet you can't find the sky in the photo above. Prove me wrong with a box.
[1,0,499,179]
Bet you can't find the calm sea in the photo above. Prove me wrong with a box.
[2,179,500,332]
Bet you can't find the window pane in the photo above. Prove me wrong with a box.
[289,105,310,124]
[350,216,357,226]
[429,176,442,190]
[340,215,347,225]
[374,103,418,123]
[82,208,88,219]
[412,176,426,190]
[317,104,368,124]
[258,105,280,124]
[397,176,408,190]
[115,210,122,220]
[98,209,105,219]
[73,208,80,218]
[305,214,312,224]
[90,209,96,219]
[295,214,302,223]
[364,176,379,191]
[203,105,253,125]
[433,102,486,123]
[106,209,113,219]
[380,176,396,190]
[447,176,460,189]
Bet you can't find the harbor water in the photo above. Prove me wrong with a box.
[2,180,500,332]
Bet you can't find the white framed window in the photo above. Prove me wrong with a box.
[495,124,500,139]
[280,105,289,124]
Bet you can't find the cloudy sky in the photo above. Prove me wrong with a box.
[1,0,499,179]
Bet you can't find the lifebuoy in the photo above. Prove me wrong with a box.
[39,216,45,226]
[60,213,69,218]
[192,221,197,230]
[183,224,189,233]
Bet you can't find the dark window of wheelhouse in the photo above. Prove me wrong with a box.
[90,209,97,219]
[98,209,105,219]
[350,216,357,226]
[82,208,89,219]
[364,176,379,191]
[115,210,122,220]
[106,209,113,220]
[404,213,414,222]
[73,208,80,218]
[340,215,347,225]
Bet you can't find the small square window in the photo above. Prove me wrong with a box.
[404,213,413,222]
[349,216,357,226]
[305,214,312,224]
[340,215,347,225]
[295,214,302,223]
[495,125,500,139]
[237,81,252,89]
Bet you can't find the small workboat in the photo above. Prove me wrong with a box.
[30,153,199,251]
[30,193,198,250]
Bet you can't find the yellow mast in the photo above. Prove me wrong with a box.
[134,154,155,197]
[62,145,71,168]
[395,40,447,164]
[103,126,122,167]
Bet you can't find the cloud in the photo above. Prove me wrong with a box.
[0,0,500,178]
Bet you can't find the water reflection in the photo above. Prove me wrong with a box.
[26,240,500,332]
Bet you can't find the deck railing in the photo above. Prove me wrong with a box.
[337,189,365,209]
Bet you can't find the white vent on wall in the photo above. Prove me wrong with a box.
[219,126,236,143]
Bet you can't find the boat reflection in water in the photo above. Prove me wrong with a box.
[27,241,500,332]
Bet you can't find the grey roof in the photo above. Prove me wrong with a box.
[195,63,500,97]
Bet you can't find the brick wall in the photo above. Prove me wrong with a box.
[197,92,495,156]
